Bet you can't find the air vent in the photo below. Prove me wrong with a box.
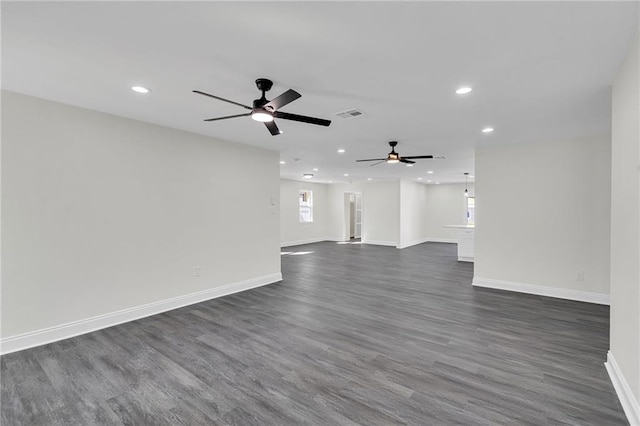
[335,108,365,119]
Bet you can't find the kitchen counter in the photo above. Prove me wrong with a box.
[444,225,474,262]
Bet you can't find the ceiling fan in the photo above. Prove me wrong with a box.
[356,141,443,166]
[193,78,331,135]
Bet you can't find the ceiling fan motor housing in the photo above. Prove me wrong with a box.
[253,98,268,109]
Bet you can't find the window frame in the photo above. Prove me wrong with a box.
[299,189,313,223]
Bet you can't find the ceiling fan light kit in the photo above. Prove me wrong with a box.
[251,110,273,122]
[194,78,331,135]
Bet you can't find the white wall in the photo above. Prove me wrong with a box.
[1,91,281,347]
[474,135,611,303]
[398,180,430,248]
[280,179,328,246]
[425,183,475,242]
[362,181,399,246]
[609,30,640,423]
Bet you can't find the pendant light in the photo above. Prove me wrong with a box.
[464,172,469,197]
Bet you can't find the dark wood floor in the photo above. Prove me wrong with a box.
[1,242,627,425]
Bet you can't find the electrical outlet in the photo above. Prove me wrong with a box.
[576,272,584,281]
[193,266,201,277]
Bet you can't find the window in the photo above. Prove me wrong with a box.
[466,196,475,226]
[299,190,313,223]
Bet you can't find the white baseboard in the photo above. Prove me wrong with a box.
[426,238,457,244]
[472,277,609,305]
[282,237,363,247]
[0,272,282,355]
[605,351,640,426]
[362,239,397,247]
[397,238,432,249]
[281,237,328,247]
[324,237,346,242]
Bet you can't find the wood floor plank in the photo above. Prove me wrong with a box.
[1,241,628,425]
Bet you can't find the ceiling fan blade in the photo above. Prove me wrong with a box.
[400,158,416,164]
[264,120,281,136]
[204,113,251,122]
[402,155,434,159]
[273,111,331,127]
[193,90,252,110]
[264,89,301,111]
[369,160,386,167]
[356,158,386,162]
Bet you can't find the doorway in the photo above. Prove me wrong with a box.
[344,192,362,240]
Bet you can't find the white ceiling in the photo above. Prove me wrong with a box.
[2,1,638,184]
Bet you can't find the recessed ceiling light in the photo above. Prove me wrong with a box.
[131,86,150,94]
[338,149,346,153]
[427,180,432,183]
[406,164,414,167]
[436,182,440,184]
[279,161,286,165]
[427,170,434,174]
[456,87,472,95]
[418,177,423,180]
[367,178,372,181]
[303,173,313,179]
[482,127,494,133]
[329,180,333,183]
[343,173,349,177]
[313,168,319,171]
